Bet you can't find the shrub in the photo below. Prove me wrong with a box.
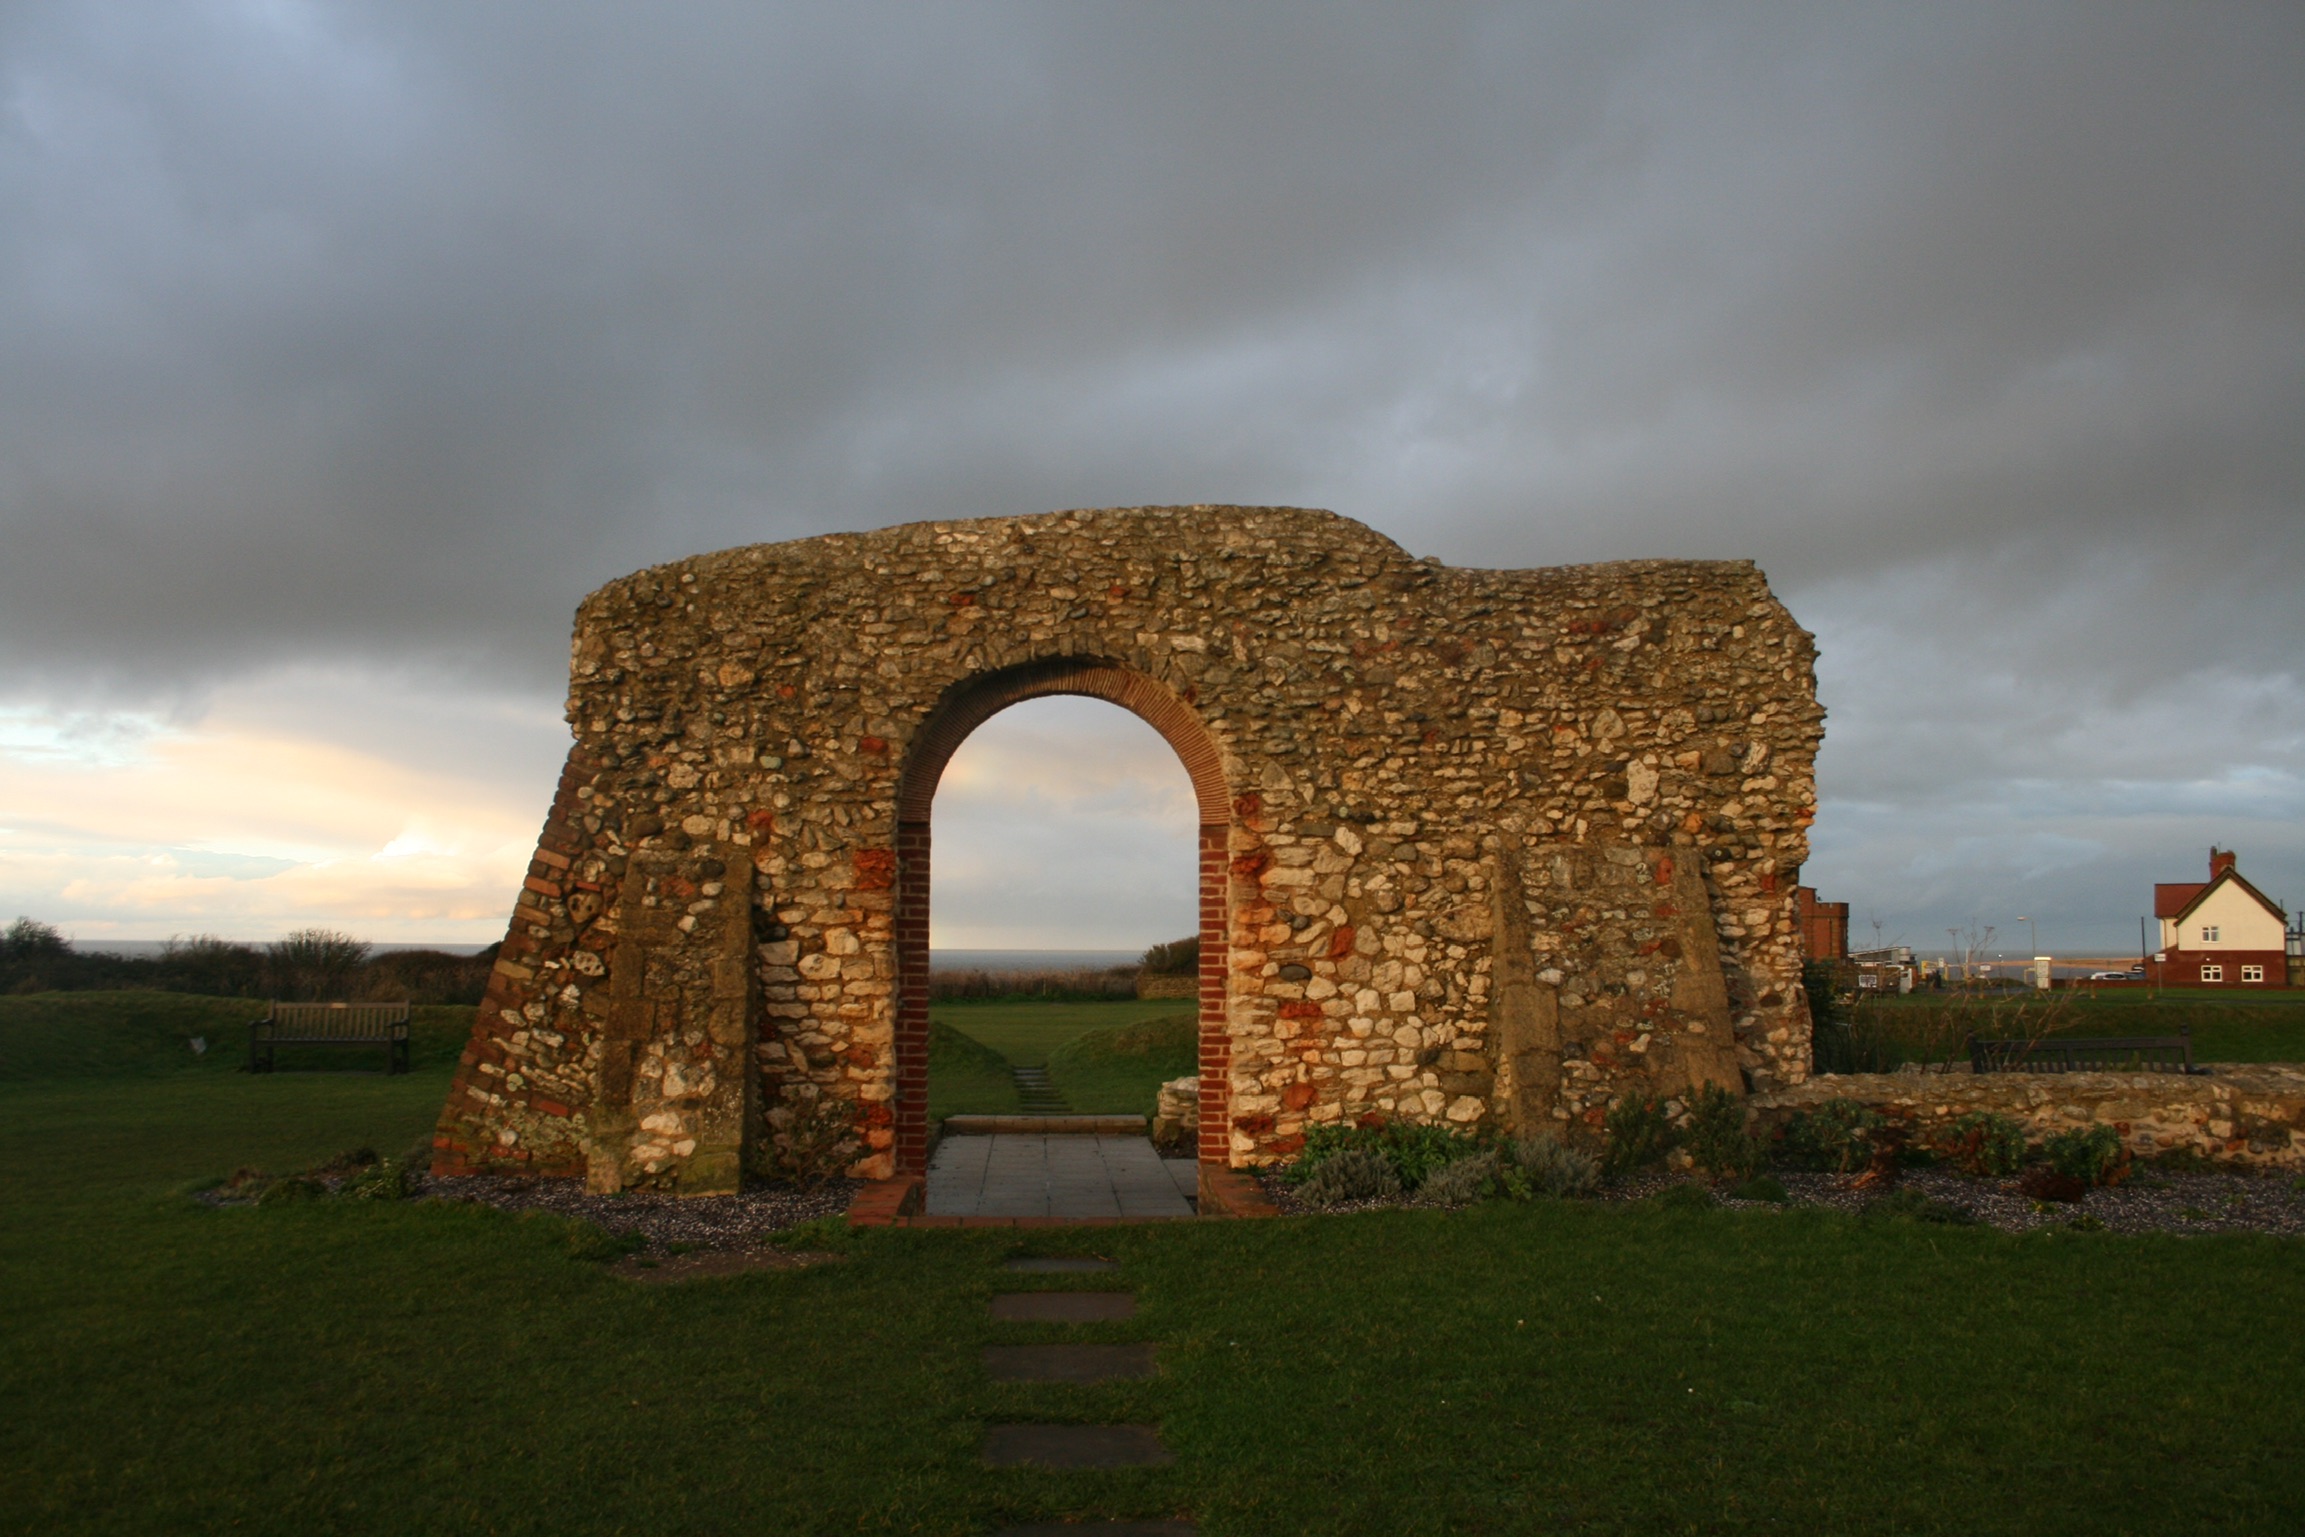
[1139,935,1199,976]
[1502,1133,1600,1199]
[2042,1124,2128,1188]
[1646,1181,1714,1212]
[1684,1083,1762,1184]
[769,1093,860,1187]
[1416,1152,1497,1208]
[1726,1174,1788,1204]
[1774,1100,1887,1173]
[257,1176,326,1206]
[1299,1146,1402,1208]
[1602,1095,1676,1177]
[1938,1111,2029,1177]
[1287,1120,1483,1191]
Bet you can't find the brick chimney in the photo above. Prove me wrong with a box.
[2210,847,2237,879]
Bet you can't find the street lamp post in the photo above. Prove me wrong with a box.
[2018,915,2044,990]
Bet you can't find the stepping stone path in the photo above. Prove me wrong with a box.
[1012,1065,1070,1113]
[984,1254,1195,1536]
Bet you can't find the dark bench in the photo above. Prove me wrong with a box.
[1968,1027,2204,1075]
[249,1002,411,1075]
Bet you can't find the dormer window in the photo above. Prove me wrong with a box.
[2201,925,2220,943]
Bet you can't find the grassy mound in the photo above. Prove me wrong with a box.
[1046,1011,1195,1116]
[925,1019,1019,1122]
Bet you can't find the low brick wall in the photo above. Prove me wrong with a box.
[1751,1066,2305,1168]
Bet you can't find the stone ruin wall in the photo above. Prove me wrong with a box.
[433,505,1825,1191]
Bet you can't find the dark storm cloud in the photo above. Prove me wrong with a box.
[0,2,2299,943]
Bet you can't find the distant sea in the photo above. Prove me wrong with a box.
[69,940,1141,972]
[929,949,1140,973]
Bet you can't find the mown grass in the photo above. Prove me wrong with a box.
[0,990,479,1079]
[1833,989,2305,1070]
[930,1001,1196,1117]
[6,1059,2304,1534]
[8,993,2305,1532]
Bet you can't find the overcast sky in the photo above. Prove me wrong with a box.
[1,2,2298,955]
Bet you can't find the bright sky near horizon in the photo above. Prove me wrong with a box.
[1,4,2299,955]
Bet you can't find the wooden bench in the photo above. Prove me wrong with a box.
[1968,1027,2204,1075]
[249,1001,411,1075]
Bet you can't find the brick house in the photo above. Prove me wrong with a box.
[2148,848,2290,988]
[1795,886,1848,963]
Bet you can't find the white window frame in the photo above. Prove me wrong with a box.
[2241,965,2263,983]
[2202,924,2220,943]
[2201,964,2224,983]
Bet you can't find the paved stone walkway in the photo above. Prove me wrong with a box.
[927,1133,1197,1219]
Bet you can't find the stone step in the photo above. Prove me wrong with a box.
[983,1343,1158,1382]
[982,1424,1173,1470]
[1011,1065,1073,1113]
[990,1291,1137,1323]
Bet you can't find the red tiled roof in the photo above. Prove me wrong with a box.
[2154,883,2205,919]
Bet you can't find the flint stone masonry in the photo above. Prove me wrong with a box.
[433,505,1823,1191]
[1753,1066,2305,1168]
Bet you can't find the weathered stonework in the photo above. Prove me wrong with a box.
[433,505,1824,1190]
[1752,1066,2305,1169]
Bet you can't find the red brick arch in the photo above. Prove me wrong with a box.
[891,657,1232,1175]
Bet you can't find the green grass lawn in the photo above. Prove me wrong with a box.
[1839,989,2305,1068]
[931,1000,1196,1118]
[1044,1012,1194,1116]
[8,993,2305,1532]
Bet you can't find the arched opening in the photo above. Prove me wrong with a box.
[893,658,1231,1177]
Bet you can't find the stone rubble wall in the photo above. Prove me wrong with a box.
[1752,1067,2305,1168]
[434,505,1823,1190]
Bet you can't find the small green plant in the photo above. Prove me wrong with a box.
[770,1092,861,1188]
[1726,1174,1789,1204]
[2067,1212,2107,1232]
[1645,1181,1714,1212]
[340,1160,412,1201]
[521,1211,646,1262]
[1501,1133,1600,1199]
[2042,1124,2128,1188]
[257,1176,325,1206]
[1937,1111,2029,1177]
[1774,1100,1887,1174]
[1683,1083,1762,1184]
[1861,1188,1979,1226]
[1602,1095,1677,1177]
[1299,1146,1402,1208]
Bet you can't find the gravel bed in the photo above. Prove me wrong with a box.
[414,1174,858,1250]
[1256,1165,2305,1235]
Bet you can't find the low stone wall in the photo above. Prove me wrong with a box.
[1751,1066,2305,1169]
[1151,1075,1198,1152]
